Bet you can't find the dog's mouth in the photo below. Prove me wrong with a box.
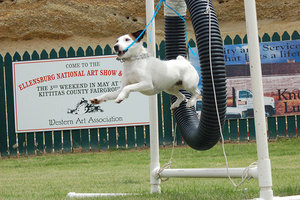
[117,50,127,57]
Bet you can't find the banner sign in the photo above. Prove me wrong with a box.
[190,40,300,67]
[189,40,300,119]
[222,40,300,65]
[13,55,150,133]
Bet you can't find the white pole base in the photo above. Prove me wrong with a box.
[67,192,138,198]
[150,184,161,194]
[158,167,258,179]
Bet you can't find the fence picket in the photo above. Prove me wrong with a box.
[50,49,58,59]
[297,115,300,137]
[262,33,271,42]
[108,128,117,150]
[0,54,8,157]
[67,47,75,58]
[63,130,71,152]
[291,31,300,40]
[145,125,150,147]
[224,35,232,45]
[277,116,287,137]
[233,35,242,44]
[162,92,173,146]
[159,41,166,60]
[272,32,280,41]
[229,119,238,141]
[81,129,90,151]
[223,120,229,140]
[117,127,126,149]
[188,39,196,48]
[136,126,145,147]
[95,45,103,56]
[248,118,256,140]
[59,47,67,58]
[243,34,248,44]
[23,51,30,60]
[4,53,15,156]
[268,117,277,139]
[287,116,297,138]
[90,128,99,151]
[12,52,24,156]
[126,126,135,148]
[41,49,48,59]
[239,119,248,141]
[104,45,112,55]
[157,92,164,146]
[143,42,147,48]
[86,46,94,56]
[282,31,290,41]
[99,128,108,150]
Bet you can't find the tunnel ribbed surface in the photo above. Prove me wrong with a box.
[164,0,227,150]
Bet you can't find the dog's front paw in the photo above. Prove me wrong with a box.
[115,93,126,104]
[115,98,123,104]
[115,95,125,103]
[90,97,104,104]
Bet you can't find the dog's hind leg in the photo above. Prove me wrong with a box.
[186,87,200,108]
[165,89,187,111]
[182,70,200,108]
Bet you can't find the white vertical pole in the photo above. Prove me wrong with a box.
[244,1,274,199]
[146,0,161,194]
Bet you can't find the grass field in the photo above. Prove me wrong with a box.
[0,138,299,200]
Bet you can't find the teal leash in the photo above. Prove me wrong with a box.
[124,0,196,57]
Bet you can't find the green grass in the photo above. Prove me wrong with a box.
[0,138,300,200]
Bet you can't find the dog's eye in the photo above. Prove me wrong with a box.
[125,38,130,42]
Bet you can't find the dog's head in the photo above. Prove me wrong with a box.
[114,30,145,58]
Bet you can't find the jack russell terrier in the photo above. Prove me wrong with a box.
[90,30,200,110]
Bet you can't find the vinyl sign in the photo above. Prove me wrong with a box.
[13,55,150,133]
[190,40,300,66]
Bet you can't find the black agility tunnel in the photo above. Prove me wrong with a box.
[165,0,227,150]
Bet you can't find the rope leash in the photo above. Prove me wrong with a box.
[124,0,163,52]
[124,0,196,57]
[156,121,177,182]
[163,1,196,56]
[205,0,256,198]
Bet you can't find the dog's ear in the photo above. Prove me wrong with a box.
[131,30,145,42]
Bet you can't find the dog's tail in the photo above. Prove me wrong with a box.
[176,55,193,66]
[176,55,186,60]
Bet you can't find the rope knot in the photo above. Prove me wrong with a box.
[204,5,211,14]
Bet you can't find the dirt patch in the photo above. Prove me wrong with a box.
[0,0,299,55]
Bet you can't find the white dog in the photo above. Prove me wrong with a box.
[90,30,200,110]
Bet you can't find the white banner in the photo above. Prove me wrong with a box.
[13,55,150,133]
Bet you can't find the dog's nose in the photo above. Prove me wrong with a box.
[114,45,119,52]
